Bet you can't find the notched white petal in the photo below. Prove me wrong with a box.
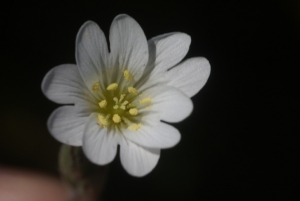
[165,57,211,97]
[82,113,119,165]
[109,14,148,80]
[120,140,160,177]
[147,32,191,76]
[47,106,87,146]
[143,85,193,123]
[76,21,109,92]
[123,122,181,149]
[41,64,93,104]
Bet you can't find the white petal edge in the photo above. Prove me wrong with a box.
[141,85,193,123]
[82,113,119,165]
[164,57,211,97]
[123,122,181,149]
[47,106,87,146]
[109,14,148,80]
[76,21,109,93]
[42,64,94,104]
[147,32,191,76]
[120,139,160,177]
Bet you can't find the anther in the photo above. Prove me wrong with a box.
[128,87,138,95]
[98,115,108,128]
[123,70,133,81]
[112,114,121,123]
[99,100,107,108]
[107,83,118,91]
[129,108,138,115]
[128,123,143,131]
[92,82,99,91]
[139,97,152,104]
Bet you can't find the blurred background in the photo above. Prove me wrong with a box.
[1,0,298,200]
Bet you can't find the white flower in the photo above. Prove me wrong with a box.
[42,14,210,177]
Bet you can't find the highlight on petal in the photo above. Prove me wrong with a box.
[122,121,181,149]
[120,140,160,177]
[147,32,191,76]
[47,106,87,146]
[109,14,148,80]
[41,64,93,104]
[165,57,211,97]
[76,21,109,91]
[142,85,193,123]
[82,114,119,165]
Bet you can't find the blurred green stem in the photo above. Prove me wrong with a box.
[59,144,108,201]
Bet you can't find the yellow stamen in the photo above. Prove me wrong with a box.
[128,87,138,95]
[120,94,126,102]
[123,70,133,81]
[92,82,99,91]
[107,83,118,91]
[112,114,121,123]
[113,97,119,109]
[139,97,152,104]
[121,116,130,124]
[120,100,129,110]
[97,115,108,128]
[128,123,143,131]
[99,100,107,108]
[129,108,138,115]
[113,97,118,104]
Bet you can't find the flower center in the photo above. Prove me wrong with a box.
[92,69,151,131]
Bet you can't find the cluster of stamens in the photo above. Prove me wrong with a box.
[92,70,151,131]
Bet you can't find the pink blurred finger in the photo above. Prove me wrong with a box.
[0,167,68,201]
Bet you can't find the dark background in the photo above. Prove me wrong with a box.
[1,0,298,200]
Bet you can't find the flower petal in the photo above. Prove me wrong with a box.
[47,106,87,146]
[42,64,94,104]
[165,57,211,97]
[147,32,191,76]
[120,140,160,177]
[82,113,119,165]
[76,21,109,92]
[123,122,181,149]
[141,85,193,123]
[109,14,148,80]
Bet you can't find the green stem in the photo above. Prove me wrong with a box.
[59,145,108,201]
